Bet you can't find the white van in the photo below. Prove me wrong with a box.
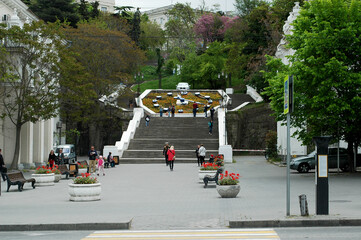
[55,144,77,164]
[176,82,190,91]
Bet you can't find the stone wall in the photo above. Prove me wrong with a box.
[226,103,276,150]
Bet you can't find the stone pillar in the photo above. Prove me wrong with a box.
[43,119,54,156]
[20,122,34,167]
[33,121,45,164]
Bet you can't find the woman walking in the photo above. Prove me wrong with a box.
[163,142,169,166]
[167,146,175,171]
[48,150,56,168]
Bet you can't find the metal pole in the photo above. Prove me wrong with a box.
[286,113,291,216]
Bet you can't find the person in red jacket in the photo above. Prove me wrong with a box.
[167,146,175,171]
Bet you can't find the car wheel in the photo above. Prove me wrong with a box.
[298,163,310,173]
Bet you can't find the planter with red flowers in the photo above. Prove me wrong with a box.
[31,166,55,186]
[216,171,240,198]
[68,173,101,201]
[198,163,222,183]
[51,165,61,182]
[77,162,88,175]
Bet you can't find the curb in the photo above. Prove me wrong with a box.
[229,219,361,228]
[0,221,131,232]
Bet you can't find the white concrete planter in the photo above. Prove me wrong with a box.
[198,170,217,183]
[77,168,88,175]
[54,174,61,182]
[68,183,101,201]
[216,184,241,198]
[31,173,55,186]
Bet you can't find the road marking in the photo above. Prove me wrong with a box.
[82,228,280,240]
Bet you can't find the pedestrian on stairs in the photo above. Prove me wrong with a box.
[204,105,208,118]
[210,107,215,121]
[199,144,206,166]
[163,142,170,166]
[193,102,198,117]
[208,120,213,135]
[159,106,163,117]
[171,105,175,117]
[167,146,175,171]
[145,115,150,127]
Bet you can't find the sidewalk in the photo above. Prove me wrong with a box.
[1,156,361,231]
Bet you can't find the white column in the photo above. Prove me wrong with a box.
[20,122,34,165]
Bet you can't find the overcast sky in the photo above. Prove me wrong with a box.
[114,0,237,12]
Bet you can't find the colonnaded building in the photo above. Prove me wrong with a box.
[0,0,61,168]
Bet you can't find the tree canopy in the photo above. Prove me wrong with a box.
[264,0,361,170]
[28,0,80,27]
[0,21,67,168]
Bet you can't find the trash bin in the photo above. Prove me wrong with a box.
[299,194,309,216]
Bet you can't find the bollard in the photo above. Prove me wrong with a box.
[299,194,309,216]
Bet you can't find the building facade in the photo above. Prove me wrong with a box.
[77,0,115,13]
[143,5,173,30]
[0,0,60,168]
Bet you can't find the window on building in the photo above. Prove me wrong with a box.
[101,7,108,12]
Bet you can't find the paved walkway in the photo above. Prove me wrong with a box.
[1,156,361,230]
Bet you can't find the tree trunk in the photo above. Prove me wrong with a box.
[10,125,22,169]
[158,73,162,89]
[228,73,232,88]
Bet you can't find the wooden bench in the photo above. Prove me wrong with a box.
[203,168,223,188]
[2,171,35,192]
[58,164,77,179]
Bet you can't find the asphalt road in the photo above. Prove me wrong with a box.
[0,227,361,240]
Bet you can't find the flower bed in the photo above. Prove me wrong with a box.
[219,171,240,185]
[73,173,98,184]
[142,91,222,113]
[200,163,220,171]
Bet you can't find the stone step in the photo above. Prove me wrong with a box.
[122,149,218,159]
[127,141,219,150]
[118,158,200,164]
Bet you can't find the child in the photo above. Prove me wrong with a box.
[97,155,105,176]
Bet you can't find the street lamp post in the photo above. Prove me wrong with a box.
[56,121,62,145]
[135,72,144,98]
[105,96,114,145]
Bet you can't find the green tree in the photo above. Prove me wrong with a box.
[264,0,361,171]
[139,19,166,51]
[0,21,66,169]
[28,0,80,27]
[156,48,165,89]
[62,20,145,149]
[235,0,263,17]
[131,8,141,46]
[165,3,198,50]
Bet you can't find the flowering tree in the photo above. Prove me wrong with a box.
[194,14,238,47]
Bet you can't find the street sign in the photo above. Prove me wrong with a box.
[284,75,294,114]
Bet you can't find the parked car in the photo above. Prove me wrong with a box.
[176,82,190,91]
[55,144,77,164]
[290,147,350,173]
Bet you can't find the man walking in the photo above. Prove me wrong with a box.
[193,102,198,117]
[208,120,213,135]
[88,146,98,173]
[210,107,215,121]
[145,115,150,127]
[199,144,206,166]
